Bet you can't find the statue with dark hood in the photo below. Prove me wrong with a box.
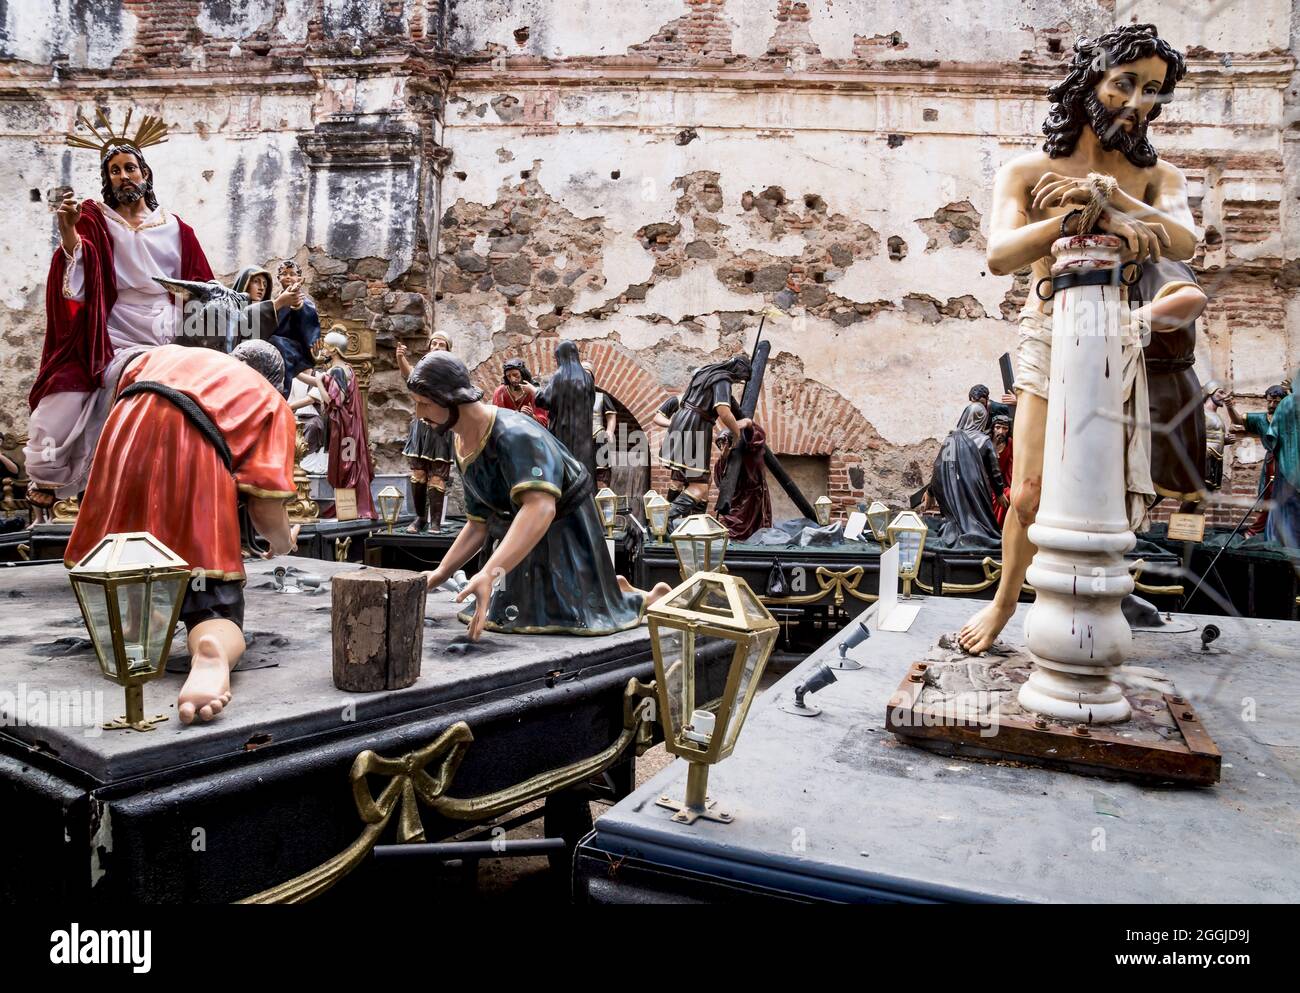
[537,340,597,480]
[929,402,1006,547]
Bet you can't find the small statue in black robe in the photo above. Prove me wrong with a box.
[929,402,1005,546]
[536,340,596,480]
[657,355,752,530]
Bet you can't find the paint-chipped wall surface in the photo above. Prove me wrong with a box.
[1,0,1295,521]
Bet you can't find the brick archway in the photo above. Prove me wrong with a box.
[472,344,875,515]
[471,340,670,431]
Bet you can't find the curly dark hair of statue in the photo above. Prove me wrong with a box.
[1042,23,1186,167]
[100,144,160,211]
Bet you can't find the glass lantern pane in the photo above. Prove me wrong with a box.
[687,579,732,618]
[145,574,185,670]
[693,539,710,572]
[721,631,772,751]
[117,537,166,568]
[898,531,922,573]
[73,581,118,678]
[115,583,155,677]
[737,582,768,624]
[657,626,693,739]
[706,536,727,571]
[677,539,697,576]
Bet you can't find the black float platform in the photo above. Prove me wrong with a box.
[575,595,1300,904]
[0,559,728,903]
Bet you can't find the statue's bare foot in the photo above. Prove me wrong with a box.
[957,602,1015,655]
[617,576,672,608]
[406,520,425,534]
[178,635,233,725]
[643,582,671,608]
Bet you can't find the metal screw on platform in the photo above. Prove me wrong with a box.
[1019,236,1135,725]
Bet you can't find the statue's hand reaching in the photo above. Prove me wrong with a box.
[56,193,83,252]
[455,570,495,641]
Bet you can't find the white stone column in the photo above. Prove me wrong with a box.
[1021,235,1134,724]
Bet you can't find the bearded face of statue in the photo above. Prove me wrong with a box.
[103,149,153,206]
[1085,53,1169,164]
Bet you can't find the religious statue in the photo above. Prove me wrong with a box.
[990,413,1013,527]
[232,264,315,393]
[1203,385,1228,493]
[656,356,753,530]
[491,358,548,427]
[1260,378,1300,548]
[299,328,376,520]
[959,23,1199,654]
[395,330,455,532]
[25,110,214,514]
[1132,260,1210,511]
[409,352,669,639]
[63,342,298,724]
[584,361,618,489]
[929,402,1006,546]
[712,424,771,540]
[269,260,321,389]
[1226,384,1291,537]
[536,341,597,480]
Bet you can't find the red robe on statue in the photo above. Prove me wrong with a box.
[323,364,376,519]
[65,345,296,579]
[712,425,772,540]
[992,437,1014,527]
[492,383,549,428]
[30,200,214,411]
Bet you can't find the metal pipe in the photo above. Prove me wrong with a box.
[684,762,710,811]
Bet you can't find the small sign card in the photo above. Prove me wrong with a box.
[844,511,867,542]
[877,542,921,632]
[1167,512,1206,543]
[334,487,358,522]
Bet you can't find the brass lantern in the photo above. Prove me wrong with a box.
[866,500,891,544]
[647,494,671,542]
[886,510,929,598]
[669,513,728,580]
[595,486,618,538]
[815,495,832,527]
[642,488,659,520]
[647,571,779,825]
[67,532,190,732]
[376,485,404,534]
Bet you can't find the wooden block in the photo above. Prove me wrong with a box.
[331,568,425,692]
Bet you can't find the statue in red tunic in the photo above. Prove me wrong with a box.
[65,343,298,724]
[491,358,548,428]
[26,111,214,514]
[299,328,376,519]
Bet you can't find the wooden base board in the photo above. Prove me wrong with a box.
[886,661,1221,786]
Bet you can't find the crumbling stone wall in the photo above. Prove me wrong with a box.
[1,0,1297,527]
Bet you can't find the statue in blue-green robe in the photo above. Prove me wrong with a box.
[408,351,669,639]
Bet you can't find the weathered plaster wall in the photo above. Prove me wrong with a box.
[1,0,1296,526]
[0,0,447,466]
[439,0,1297,517]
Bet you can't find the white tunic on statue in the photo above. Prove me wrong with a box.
[24,203,185,496]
